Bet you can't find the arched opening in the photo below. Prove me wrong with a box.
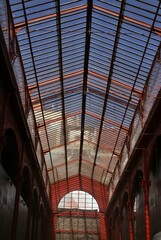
[57,190,100,239]
[149,135,161,238]
[1,128,19,184]
[0,129,19,240]
[58,190,99,211]
[122,192,129,240]
[132,171,144,240]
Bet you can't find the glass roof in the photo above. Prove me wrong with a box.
[9,0,161,185]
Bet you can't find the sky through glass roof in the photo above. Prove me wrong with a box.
[9,0,161,185]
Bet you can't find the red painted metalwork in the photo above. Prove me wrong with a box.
[51,175,108,239]
[51,175,108,213]
[4,0,161,238]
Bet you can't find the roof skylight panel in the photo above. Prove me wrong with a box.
[63,65,83,76]
[26,41,57,54]
[62,47,84,60]
[64,75,83,87]
[60,0,86,10]
[61,11,86,26]
[62,53,84,65]
[24,18,57,33]
[114,55,146,74]
[86,92,105,107]
[22,7,55,22]
[100,137,120,149]
[89,56,110,72]
[91,28,116,48]
[29,71,58,86]
[122,115,136,129]
[84,114,101,127]
[111,72,135,88]
[62,37,84,50]
[96,0,121,12]
[91,37,111,51]
[88,79,107,92]
[23,0,52,8]
[86,96,104,114]
[88,62,108,77]
[108,91,132,106]
[105,102,126,120]
[86,104,103,117]
[65,103,82,114]
[25,32,57,49]
[23,3,55,16]
[64,94,82,111]
[9,12,25,25]
[88,61,109,78]
[61,27,85,42]
[113,62,146,81]
[27,62,59,76]
[112,66,137,83]
[9,1,23,10]
[63,61,84,73]
[92,14,118,31]
[89,51,111,69]
[28,29,57,45]
[86,102,103,119]
[64,83,82,93]
[21,45,58,61]
[87,91,104,101]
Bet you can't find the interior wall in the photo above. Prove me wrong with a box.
[0,163,16,240]
[106,131,161,240]
[149,136,161,238]
[0,40,53,240]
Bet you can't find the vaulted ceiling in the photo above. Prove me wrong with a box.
[9,0,161,187]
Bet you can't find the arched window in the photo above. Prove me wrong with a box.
[58,190,99,211]
[1,128,19,184]
[57,191,100,239]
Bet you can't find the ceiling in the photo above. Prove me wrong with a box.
[9,0,161,185]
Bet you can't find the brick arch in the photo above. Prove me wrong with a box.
[51,175,108,240]
[1,128,20,185]
[51,175,108,213]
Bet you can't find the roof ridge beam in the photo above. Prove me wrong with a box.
[79,0,93,174]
